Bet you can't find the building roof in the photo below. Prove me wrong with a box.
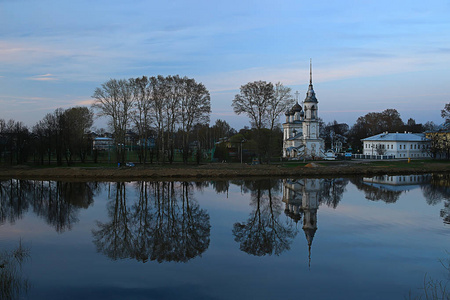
[361,132,428,142]
[287,133,304,141]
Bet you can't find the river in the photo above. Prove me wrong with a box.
[0,175,449,299]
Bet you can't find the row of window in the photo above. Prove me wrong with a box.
[364,143,427,150]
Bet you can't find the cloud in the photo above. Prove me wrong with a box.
[27,74,58,81]
[75,98,95,106]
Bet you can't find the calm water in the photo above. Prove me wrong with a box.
[0,175,449,300]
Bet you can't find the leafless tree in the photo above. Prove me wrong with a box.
[268,82,294,131]
[179,77,211,163]
[92,79,134,164]
[130,76,153,164]
[232,81,292,162]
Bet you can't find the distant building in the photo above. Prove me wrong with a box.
[282,62,324,159]
[93,137,114,151]
[361,132,430,159]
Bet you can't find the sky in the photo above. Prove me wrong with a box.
[1,0,450,131]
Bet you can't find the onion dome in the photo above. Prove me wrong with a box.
[292,102,302,112]
[285,110,290,116]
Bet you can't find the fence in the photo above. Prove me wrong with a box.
[352,154,396,160]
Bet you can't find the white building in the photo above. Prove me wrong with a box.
[93,137,114,151]
[361,132,430,158]
[282,62,324,159]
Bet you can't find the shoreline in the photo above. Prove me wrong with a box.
[0,160,449,181]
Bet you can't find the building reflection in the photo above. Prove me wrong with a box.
[282,178,349,266]
[282,178,320,266]
[353,174,450,224]
[350,175,431,204]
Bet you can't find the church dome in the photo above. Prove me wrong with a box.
[285,110,290,116]
[304,85,318,103]
[292,102,302,112]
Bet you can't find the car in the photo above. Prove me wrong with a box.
[324,150,336,161]
[125,162,135,167]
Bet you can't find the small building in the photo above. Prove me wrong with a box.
[361,132,430,159]
[93,137,114,151]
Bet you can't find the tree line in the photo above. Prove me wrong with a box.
[1,76,450,166]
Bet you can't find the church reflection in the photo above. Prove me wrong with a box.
[282,177,349,266]
[282,178,320,265]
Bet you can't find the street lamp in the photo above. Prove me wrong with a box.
[240,139,246,164]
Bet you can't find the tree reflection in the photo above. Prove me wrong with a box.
[93,181,211,263]
[320,178,349,208]
[424,174,450,225]
[0,179,32,225]
[0,180,95,232]
[232,179,297,256]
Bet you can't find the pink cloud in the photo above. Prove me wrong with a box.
[27,74,58,81]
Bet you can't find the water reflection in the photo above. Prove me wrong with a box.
[92,181,211,263]
[0,180,96,232]
[282,178,349,264]
[354,174,450,224]
[232,179,297,256]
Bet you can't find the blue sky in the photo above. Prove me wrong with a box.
[1,0,450,130]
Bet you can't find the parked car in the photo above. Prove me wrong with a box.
[324,150,336,161]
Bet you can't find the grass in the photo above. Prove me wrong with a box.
[0,240,31,300]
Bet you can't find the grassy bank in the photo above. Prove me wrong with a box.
[0,159,448,181]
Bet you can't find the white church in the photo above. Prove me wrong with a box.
[282,63,324,159]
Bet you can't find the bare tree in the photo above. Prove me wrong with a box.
[130,76,153,164]
[150,75,169,163]
[232,81,274,130]
[92,79,134,164]
[268,82,294,131]
[441,102,450,127]
[179,77,211,164]
[60,107,93,164]
[232,81,292,162]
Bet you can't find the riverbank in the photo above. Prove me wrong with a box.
[0,159,449,181]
